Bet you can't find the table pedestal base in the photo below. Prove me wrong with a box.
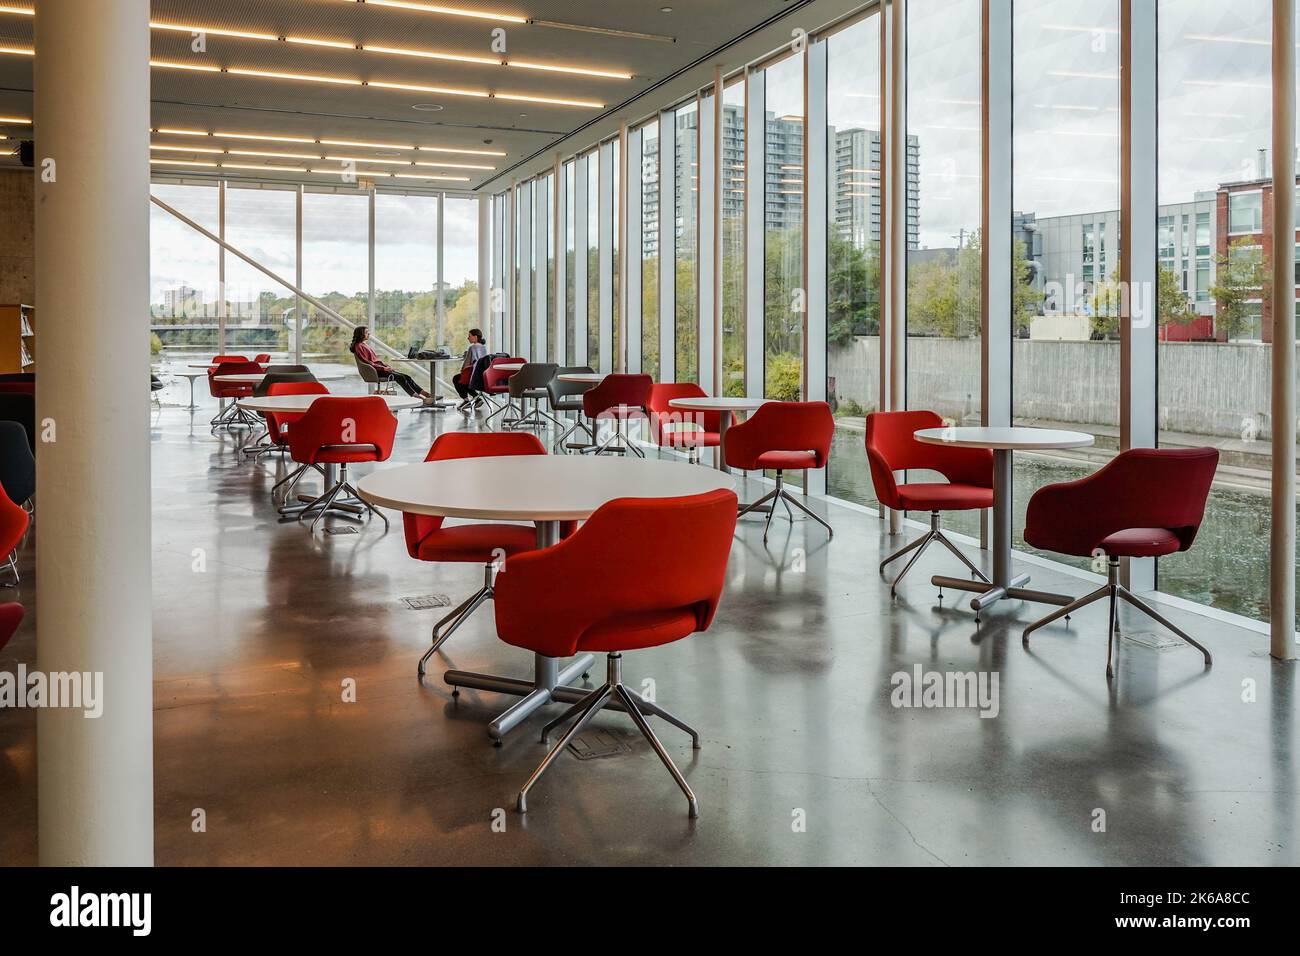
[931,572,1075,616]
[446,653,597,741]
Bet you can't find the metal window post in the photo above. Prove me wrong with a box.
[554,154,565,366]
[367,185,376,327]
[744,73,765,398]
[294,185,303,363]
[599,140,615,373]
[659,109,677,383]
[534,175,548,360]
[518,180,533,359]
[806,39,829,497]
[698,88,717,395]
[478,193,491,338]
[218,179,227,354]
[1271,0,1297,659]
[574,159,589,366]
[436,192,445,356]
[626,126,644,373]
[1121,0,1158,593]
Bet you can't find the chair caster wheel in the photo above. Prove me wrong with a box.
[937,590,943,600]
[492,739,502,748]
[451,687,459,698]
[974,616,981,625]
[1064,615,1071,623]
[582,672,590,680]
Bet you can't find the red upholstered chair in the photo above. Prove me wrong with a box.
[265,381,330,502]
[495,488,738,818]
[581,373,652,457]
[647,383,720,465]
[725,401,834,541]
[0,483,28,586]
[253,353,272,364]
[0,601,22,652]
[865,410,994,594]
[210,354,248,364]
[405,431,553,676]
[286,396,397,533]
[207,360,264,430]
[481,356,528,425]
[1022,447,1219,678]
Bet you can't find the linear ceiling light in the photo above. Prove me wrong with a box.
[0,5,32,14]
[221,163,308,172]
[0,44,32,56]
[151,143,225,154]
[150,22,277,42]
[411,160,494,170]
[0,115,31,124]
[147,59,602,107]
[150,158,219,167]
[345,0,526,24]
[227,149,321,160]
[154,128,504,157]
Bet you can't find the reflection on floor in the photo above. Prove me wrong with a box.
[0,385,1296,865]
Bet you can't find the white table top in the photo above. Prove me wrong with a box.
[494,362,526,372]
[669,396,769,412]
[357,454,736,522]
[914,425,1094,451]
[558,372,605,383]
[214,372,343,385]
[237,393,422,414]
[176,369,209,378]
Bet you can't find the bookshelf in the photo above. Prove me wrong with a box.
[0,304,34,374]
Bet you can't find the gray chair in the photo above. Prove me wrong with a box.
[547,366,597,453]
[354,354,396,394]
[504,362,559,431]
[0,421,34,507]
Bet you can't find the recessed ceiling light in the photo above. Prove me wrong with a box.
[411,103,445,111]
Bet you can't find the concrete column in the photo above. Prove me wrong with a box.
[34,0,154,866]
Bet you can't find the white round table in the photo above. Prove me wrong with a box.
[358,455,736,740]
[914,425,1094,615]
[557,372,605,383]
[410,355,465,412]
[190,362,269,370]
[175,370,208,409]
[668,396,769,472]
[494,362,526,373]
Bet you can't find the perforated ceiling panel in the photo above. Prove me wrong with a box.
[0,0,792,190]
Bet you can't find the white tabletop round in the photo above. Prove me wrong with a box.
[357,454,736,522]
[237,393,422,414]
[914,425,1094,451]
[176,369,209,378]
[669,396,769,411]
[494,362,526,372]
[558,372,606,383]
[215,372,344,385]
[190,363,269,369]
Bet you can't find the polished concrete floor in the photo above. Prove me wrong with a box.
[1,385,1297,866]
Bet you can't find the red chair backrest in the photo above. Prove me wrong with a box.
[1024,447,1219,557]
[211,354,248,364]
[583,373,652,419]
[647,383,720,437]
[0,482,29,559]
[864,410,993,510]
[402,431,547,556]
[493,489,738,658]
[725,401,834,470]
[265,380,329,434]
[0,601,22,653]
[253,353,272,363]
[286,396,397,465]
[208,360,264,395]
[483,356,527,391]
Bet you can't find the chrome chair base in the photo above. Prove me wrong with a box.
[293,463,389,534]
[581,416,645,457]
[516,652,701,818]
[553,415,595,453]
[2,551,18,586]
[1022,557,1213,678]
[506,396,563,431]
[879,511,988,595]
[417,564,495,677]
[210,400,260,431]
[737,471,832,542]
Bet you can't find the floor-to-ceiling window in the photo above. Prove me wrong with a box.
[564,160,576,362]
[225,184,298,358]
[301,190,368,361]
[1157,0,1274,622]
[721,78,746,396]
[1011,1,1121,569]
[904,0,981,536]
[149,182,222,363]
[375,192,437,369]
[676,100,700,383]
[586,151,600,364]
[824,12,882,507]
[641,120,661,379]
[443,195,480,348]
[762,55,803,400]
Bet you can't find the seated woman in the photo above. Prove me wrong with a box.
[452,328,489,411]
[349,327,435,405]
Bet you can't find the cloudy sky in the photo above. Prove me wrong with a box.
[153,0,1280,303]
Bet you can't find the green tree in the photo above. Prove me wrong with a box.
[906,231,1038,338]
[1210,237,1269,340]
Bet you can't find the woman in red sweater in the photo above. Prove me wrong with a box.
[349,327,434,404]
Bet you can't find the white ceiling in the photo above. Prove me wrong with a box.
[0,0,801,190]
